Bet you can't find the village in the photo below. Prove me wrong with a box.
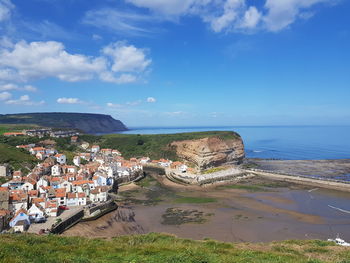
[0,129,190,234]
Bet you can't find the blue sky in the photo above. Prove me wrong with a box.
[0,0,349,127]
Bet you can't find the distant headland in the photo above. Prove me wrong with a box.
[0,112,128,134]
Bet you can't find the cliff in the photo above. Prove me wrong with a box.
[0,113,127,134]
[170,134,245,170]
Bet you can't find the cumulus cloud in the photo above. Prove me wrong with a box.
[147,97,156,103]
[0,83,37,92]
[0,91,11,100]
[103,42,151,73]
[5,94,45,106]
[0,40,152,85]
[0,0,14,22]
[263,0,329,32]
[124,0,336,33]
[57,97,83,104]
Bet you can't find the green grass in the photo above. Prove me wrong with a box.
[0,143,37,171]
[174,196,217,204]
[0,124,39,134]
[0,233,347,263]
[223,184,265,192]
[80,131,240,160]
[203,167,227,174]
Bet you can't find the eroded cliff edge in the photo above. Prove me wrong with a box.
[170,132,245,170]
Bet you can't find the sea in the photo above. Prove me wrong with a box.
[117,126,350,160]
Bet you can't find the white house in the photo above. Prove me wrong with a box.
[55,191,66,206]
[77,193,87,206]
[93,173,107,187]
[51,165,62,176]
[91,145,100,154]
[37,177,49,188]
[28,203,46,220]
[55,154,66,165]
[59,180,72,192]
[140,157,150,164]
[45,201,58,217]
[89,186,108,203]
[21,181,35,192]
[73,156,81,166]
[66,193,78,206]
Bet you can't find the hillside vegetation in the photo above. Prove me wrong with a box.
[0,233,348,263]
[80,131,240,160]
[0,113,127,133]
[0,143,37,171]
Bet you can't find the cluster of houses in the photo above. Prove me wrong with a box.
[0,138,147,233]
[3,128,79,138]
[0,133,193,233]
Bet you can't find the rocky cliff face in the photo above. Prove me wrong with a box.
[0,113,128,134]
[170,135,245,170]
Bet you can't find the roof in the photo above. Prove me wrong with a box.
[3,132,24,136]
[72,180,93,186]
[67,193,77,199]
[78,193,86,198]
[10,208,28,223]
[32,197,45,203]
[32,147,45,151]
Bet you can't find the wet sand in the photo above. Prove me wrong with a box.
[64,175,350,243]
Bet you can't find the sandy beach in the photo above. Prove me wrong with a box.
[63,173,350,242]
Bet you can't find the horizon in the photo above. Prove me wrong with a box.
[0,0,349,126]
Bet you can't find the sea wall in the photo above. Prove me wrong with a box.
[166,167,249,186]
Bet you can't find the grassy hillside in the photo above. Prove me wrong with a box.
[80,131,240,160]
[0,112,127,133]
[0,143,37,171]
[0,233,348,263]
[0,124,39,134]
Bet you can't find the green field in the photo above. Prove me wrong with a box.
[0,233,347,263]
[0,124,39,134]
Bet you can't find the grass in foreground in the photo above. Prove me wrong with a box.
[0,233,348,263]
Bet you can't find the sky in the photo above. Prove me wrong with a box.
[0,0,349,127]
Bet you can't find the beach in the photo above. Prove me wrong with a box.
[63,173,350,242]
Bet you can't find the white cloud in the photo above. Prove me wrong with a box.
[126,0,201,16]
[0,41,105,82]
[147,97,156,103]
[0,91,11,100]
[263,0,329,32]
[83,8,155,36]
[238,6,262,29]
[107,102,123,108]
[0,40,152,85]
[103,41,151,73]
[209,0,244,33]
[124,0,337,33]
[0,0,14,22]
[5,94,45,106]
[57,97,83,104]
[0,83,37,92]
